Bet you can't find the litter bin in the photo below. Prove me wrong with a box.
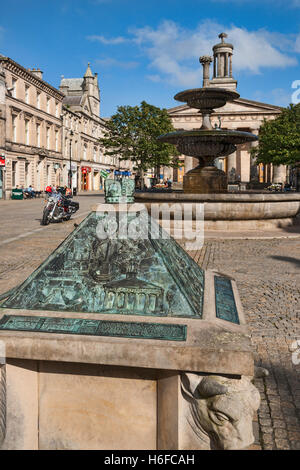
[73,188,77,196]
[11,189,23,200]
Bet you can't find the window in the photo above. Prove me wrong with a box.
[47,97,50,113]
[55,131,59,152]
[37,91,41,109]
[36,123,41,147]
[83,144,87,160]
[12,78,17,98]
[25,162,30,187]
[12,161,17,187]
[12,115,17,142]
[25,85,30,104]
[93,147,97,162]
[55,102,59,117]
[25,120,29,145]
[46,127,50,149]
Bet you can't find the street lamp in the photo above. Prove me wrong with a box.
[69,130,74,189]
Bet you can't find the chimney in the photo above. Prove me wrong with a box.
[30,68,43,80]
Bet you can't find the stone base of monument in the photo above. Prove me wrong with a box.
[183,166,227,194]
[0,208,260,450]
[135,192,300,231]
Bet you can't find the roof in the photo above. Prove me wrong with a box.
[63,95,83,106]
[167,96,283,116]
[0,56,64,98]
[60,78,84,91]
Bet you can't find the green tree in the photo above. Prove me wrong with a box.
[251,103,300,166]
[99,101,180,185]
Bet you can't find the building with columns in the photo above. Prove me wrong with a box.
[165,33,285,187]
[0,56,64,199]
[59,64,131,192]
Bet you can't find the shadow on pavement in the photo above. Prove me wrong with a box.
[270,256,300,269]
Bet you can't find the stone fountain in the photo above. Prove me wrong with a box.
[136,33,300,231]
[157,33,258,194]
[158,88,257,194]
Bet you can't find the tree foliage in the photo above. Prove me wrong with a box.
[99,101,180,176]
[252,103,300,166]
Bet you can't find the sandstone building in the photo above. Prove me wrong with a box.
[59,64,131,192]
[0,56,64,199]
[0,58,131,199]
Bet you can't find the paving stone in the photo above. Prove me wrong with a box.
[1,203,300,452]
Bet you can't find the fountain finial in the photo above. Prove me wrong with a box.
[218,32,228,44]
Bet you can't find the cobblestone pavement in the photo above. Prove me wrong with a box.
[0,199,299,450]
[187,238,300,450]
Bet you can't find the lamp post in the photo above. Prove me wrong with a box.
[68,130,74,189]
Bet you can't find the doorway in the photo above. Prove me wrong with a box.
[0,169,3,198]
[81,172,89,191]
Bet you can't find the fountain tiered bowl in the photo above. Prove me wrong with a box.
[136,86,300,231]
[158,87,258,194]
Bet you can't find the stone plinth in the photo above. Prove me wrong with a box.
[0,209,259,450]
[184,166,227,193]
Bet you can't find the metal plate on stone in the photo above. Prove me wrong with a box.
[1,211,204,320]
[0,315,187,341]
[214,276,239,324]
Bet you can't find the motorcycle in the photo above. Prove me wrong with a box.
[41,191,79,225]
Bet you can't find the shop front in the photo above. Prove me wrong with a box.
[0,155,5,199]
[81,166,92,191]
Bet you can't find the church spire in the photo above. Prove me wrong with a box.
[84,62,93,78]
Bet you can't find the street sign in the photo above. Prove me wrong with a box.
[100,169,109,179]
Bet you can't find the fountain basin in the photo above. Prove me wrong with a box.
[135,192,300,231]
[174,87,239,110]
[158,129,258,157]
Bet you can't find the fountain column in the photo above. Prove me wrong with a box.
[184,156,194,173]
[272,164,286,184]
[227,151,237,182]
[199,56,213,87]
[250,129,259,182]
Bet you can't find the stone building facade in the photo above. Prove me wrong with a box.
[60,64,131,192]
[0,58,132,199]
[0,56,65,199]
[165,34,285,187]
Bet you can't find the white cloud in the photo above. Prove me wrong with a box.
[87,35,128,45]
[87,20,299,88]
[129,20,298,86]
[96,58,139,69]
[295,33,300,53]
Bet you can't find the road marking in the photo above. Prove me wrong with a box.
[0,210,91,247]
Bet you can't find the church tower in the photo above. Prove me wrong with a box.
[82,63,100,117]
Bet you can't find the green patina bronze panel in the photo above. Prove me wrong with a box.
[214,276,239,324]
[104,178,135,203]
[1,210,204,319]
[0,315,187,341]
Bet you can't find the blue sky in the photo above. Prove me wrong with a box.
[1,0,300,116]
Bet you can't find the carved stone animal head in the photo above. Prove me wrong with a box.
[181,373,260,450]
